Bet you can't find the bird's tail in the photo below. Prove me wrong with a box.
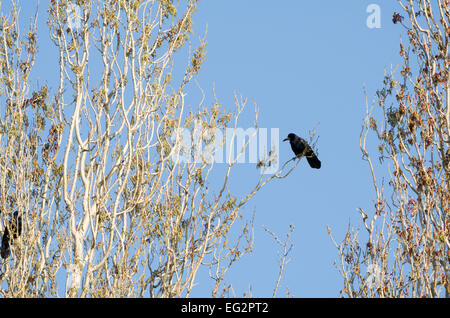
[306,154,321,169]
[0,238,10,259]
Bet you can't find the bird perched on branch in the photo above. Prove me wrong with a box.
[1,211,22,259]
[283,133,321,169]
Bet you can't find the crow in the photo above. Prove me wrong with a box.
[1,211,22,259]
[283,133,321,169]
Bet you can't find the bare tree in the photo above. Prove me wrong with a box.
[329,0,449,297]
[0,0,299,297]
[263,224,294,297]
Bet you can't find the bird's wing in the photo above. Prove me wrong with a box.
[306,152,321,169]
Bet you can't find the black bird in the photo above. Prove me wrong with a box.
[283,133,321,169]
[1,211,22,259]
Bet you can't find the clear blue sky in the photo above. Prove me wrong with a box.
[5,1,407,297]
[186,0,404,297]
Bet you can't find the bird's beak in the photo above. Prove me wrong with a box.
[283,137,289,142]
